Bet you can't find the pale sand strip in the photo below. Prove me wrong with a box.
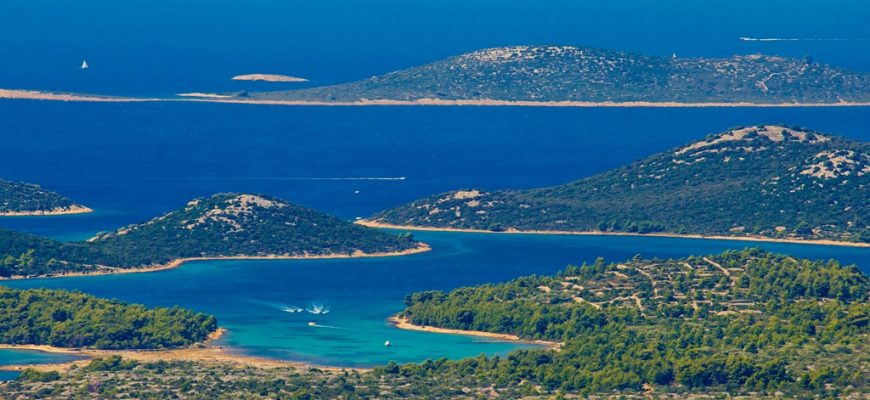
[176,92,233,99]
[389,316,561,350]
[3,89,870,108]
[0,243,431,281]
[357,220,870,248]
[193,97,870,108]
[232,74,308,82]
[0,205,93,217]
[0,329,365,373]
[0,89,155,102]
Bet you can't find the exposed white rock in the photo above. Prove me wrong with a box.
[800,150,870,179]
[676,125,828,156]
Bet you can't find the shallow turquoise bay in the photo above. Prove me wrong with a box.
[0,350,86,381]
[6,230,867,367]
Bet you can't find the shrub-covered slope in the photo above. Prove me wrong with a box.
[246,46,870,104]
[372,125,870,243]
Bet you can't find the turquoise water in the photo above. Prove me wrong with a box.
[0,0,868,369]
[5,231,868,367]
[0,350,85,381]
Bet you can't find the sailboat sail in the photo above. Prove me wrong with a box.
[81,60,89,69]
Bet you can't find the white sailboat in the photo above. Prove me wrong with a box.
[81,60,89,69]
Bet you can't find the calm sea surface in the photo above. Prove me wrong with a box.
[1,0,869,96]
[1,103,868,367]
[0,0,868,368]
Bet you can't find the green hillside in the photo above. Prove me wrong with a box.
[0,193,423,277]
[0,179,90,215]
[372,125,870,243]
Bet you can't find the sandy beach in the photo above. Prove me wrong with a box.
[389,316,561,350]
[357,220,870,248]
[0,328,363,373]
[0,243,431,281]
[0,205,93,217]
[4,88,870,108]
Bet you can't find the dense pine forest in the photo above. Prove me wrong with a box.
[396,249,869,396]
[0,287,217,349]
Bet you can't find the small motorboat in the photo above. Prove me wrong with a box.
[308,321,317,327]
[384,340,391,347]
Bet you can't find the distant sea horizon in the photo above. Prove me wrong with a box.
[2,0,869,97]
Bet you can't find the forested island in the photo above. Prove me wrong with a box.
[395,249,868,397]
[4,250,866,398]
[240,46,870,104]
[0,287,217,349]
[368,125,870,244]
[0,193,425,277]
[0,179,91,216]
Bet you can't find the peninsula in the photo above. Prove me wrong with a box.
[0,286,217,350]
[0,179,92,216]
[0,193,427,278]
[367,125,870,244]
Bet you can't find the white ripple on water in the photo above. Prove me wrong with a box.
[137,176,407,181]
[739,36,869,42]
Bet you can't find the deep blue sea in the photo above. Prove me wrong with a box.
[0,0,868,368]
[1,0,869,96]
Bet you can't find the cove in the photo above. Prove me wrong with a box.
[5,230,867,368]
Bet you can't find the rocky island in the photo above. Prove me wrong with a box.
[365,125,870,244]
[232,74,308,82]
[0,193,427,278]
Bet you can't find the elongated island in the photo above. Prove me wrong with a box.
[3,45,870,106]
[364,125,870,246]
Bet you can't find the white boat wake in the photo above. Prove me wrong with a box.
[306,303,330,315]
[143,176,406,181]
[240,298,305,313]
[739,36,868,42]
[308,323,344,329]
